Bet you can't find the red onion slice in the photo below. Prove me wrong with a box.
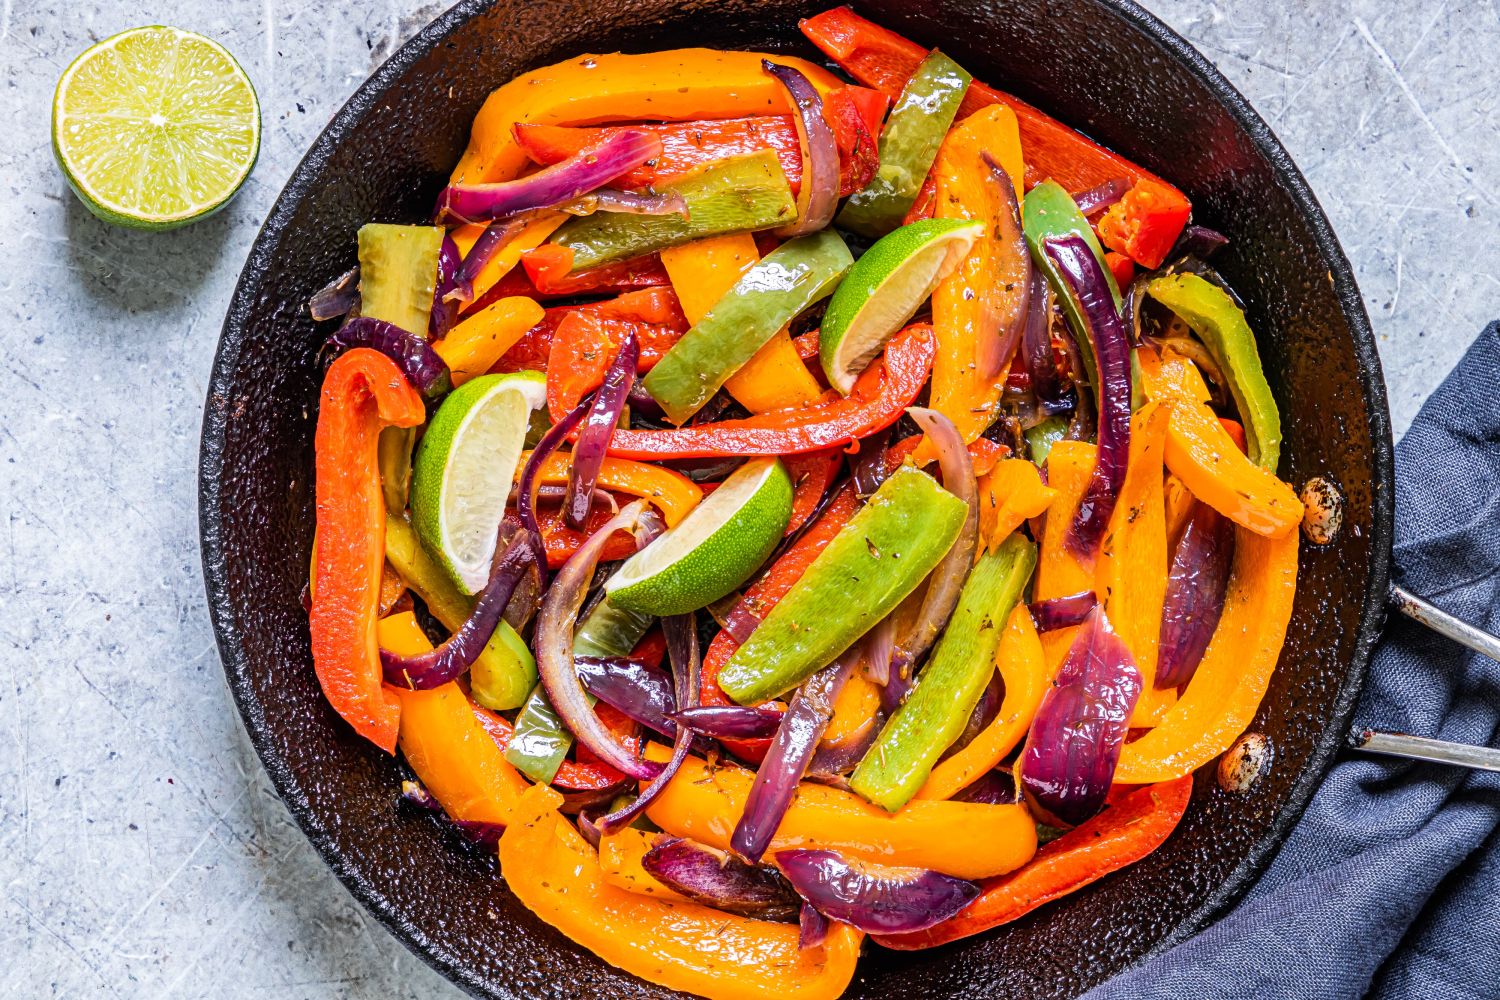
[642,836,801,920]
[763,61,839,238]
[517,396,591,570]
[445,215,528,307]
[1155,503,1234,689]
[952,767,1018,805]
[850,426,894,499]
[799,902,831,949]
[576,655,677,737]
[324,317,451,399]
[1021,269,1074,416]
[1018,607,1142,827]
[1029,590,1098,633]
[978,152,1031,379]
[859,613,895,687]
[1168,224,1229,262]
[670,705,786,740]
[565,188,690,218]
[1071,178,1130,217]
[566,331,638,529]
[776,848,980,935]
[308,266,359,321]
[429,233,461,338]
[1044,235,1134,559]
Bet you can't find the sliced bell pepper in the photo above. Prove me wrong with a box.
[660,233,824,413]
[1147,272,1283,471]
[472,694,634,792]
[837,49,971,237]
[876,774,1193,948]
[518,449,701,526]
[548,150,797,272]
[310,350,426,752]
[801,7,1187,198]
[784,447,844,535]
[1036,441,1099,601]
[823,672,883,749]
[518,243,670,298]
[645,746,1036,880]
[1115,524,1297,783]
[453,49,844,184]
[605,323,936,459]
[379,613,530,823]
[917,604,1046,800]
[1163,470,1196,544]
[500,783,862,1000]
[598,827,689,902]
[851,534,1037,811]
[1024,414,1069,465]
[903,168,938,224]
[979,458,1058,553]
[1097,178,1192,269]
[921,103,1027,456]
[1094,401,1174,725]
[451,213,566,306]
[432,295,545,386]
[545,286,689,420]
[1023,179,1119,391]
[645,230,852,424]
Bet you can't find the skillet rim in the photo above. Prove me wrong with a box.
[197,0,1396,994]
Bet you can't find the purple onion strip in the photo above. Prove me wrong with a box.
[1029,590,1098,633]
[324,316,452,399]
[576,655,677,737]
[1071,178,1130,217]
[670,705,786,740]
[776,848,981,935]
[763,61,839,238]
[517,397,591,570]
[979,152,1031,379]
[642,836,801,919]
[428,234,461,338]
[566,331,639,529]
[799,902,830,949]
[1155,503,1234,689]
[445,216,527,307]
[1022,268,1073,416]
[308,266,359,321]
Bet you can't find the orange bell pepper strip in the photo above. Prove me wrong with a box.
[918,105,1027,461]
[1035,441,1099,670]
[597,827,690,903]
[1163,471,1196,545]
[876,775,1193,949]
[379,613,530,822]
[800,7,1187,198]
[500,783,862,1000]
[605,323,936,459]
[432,295,544,385]
[643,747,1038,880]
[917,604,1046,800]
[452,49,844,184]
[450,214,564,305]
[979,458,1058,553]
[517,449,701,526]
[659,233,823,413]
[545,286,690,420]
[1097,178,1193,269]
[823,673,883,749]
[309,350,425,752]
[1095,401,1174,725]
[1115,525,1297,783]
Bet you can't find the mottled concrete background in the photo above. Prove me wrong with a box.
[0,1,1495,997]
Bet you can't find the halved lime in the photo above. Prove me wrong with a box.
[605,458,793,616]
[820,218,983,393]
[52,26,260,230]
[411,371,547,595]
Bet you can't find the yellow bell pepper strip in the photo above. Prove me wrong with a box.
[851,534,1037,811]
[548,151,797,271]
[837,50,972,237]
[1036,441,1098,601]
[1147,271,1284,471]
[660,233,823,412]
[1094,401,1173,725]
[452,49,843,184]
[644,230,853,424]
[919,105,1027,458]
[378,613,530,824]
[451,214,566,306]
[431,295,544,385]
[516,449,701,527]
[918,604,1046,800]
[1115,525,1298,783]
[823,673,883,750]
[979,458,1058,553]
[499,783,862,1000]
[309,350,426,752]
[383,513,536,711]
[598,827,691,903]
[643,747,1037,880]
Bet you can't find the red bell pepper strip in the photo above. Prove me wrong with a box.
[875,774,1193,949]
[902,169,938,224]
[1096,178,1193,269]
[604,323,936,459]
[800,8,1188,199]
[545,286,690,419]
[512,85,886,198]
[784,447,844,535]
[309,349,426,753]
[1104,250,1138,288]
[468,249,670,307]
[536,501,640,569]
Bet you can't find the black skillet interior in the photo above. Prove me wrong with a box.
[199,0,1393,996]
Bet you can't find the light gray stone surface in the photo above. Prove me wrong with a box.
[0,1,1494,997]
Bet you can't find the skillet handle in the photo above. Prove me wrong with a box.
[1348,585,1500,772]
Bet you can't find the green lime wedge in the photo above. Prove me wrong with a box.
[820,218,983,393]
[52,26,260,230]
[410,371,546,595]
[605,458,793,616]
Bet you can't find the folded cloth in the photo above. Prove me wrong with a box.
[1084,323,1500,1000]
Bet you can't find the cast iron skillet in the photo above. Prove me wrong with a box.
[199,1,1394,996]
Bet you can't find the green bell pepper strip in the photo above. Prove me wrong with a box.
[1145,272,1283,471]
[643,230,853,424]
[504,596,654,784]
[717,466,968,706]
[836,50,971,237]
[549,150,796,271]
[383,514,536,710]
[1022,180,1120,396]
[1024,415,1069,465]
[849,533,1037,811]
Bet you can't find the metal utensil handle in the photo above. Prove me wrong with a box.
[1351,585,1500,771]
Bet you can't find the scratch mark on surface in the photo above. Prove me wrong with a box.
[1352,17,1465,174]
[0,0,12,42]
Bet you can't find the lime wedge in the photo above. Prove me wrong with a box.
[410,371,546,595]
[819,218,983,393]
[605,458,793,616]
[52,26,260,230]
